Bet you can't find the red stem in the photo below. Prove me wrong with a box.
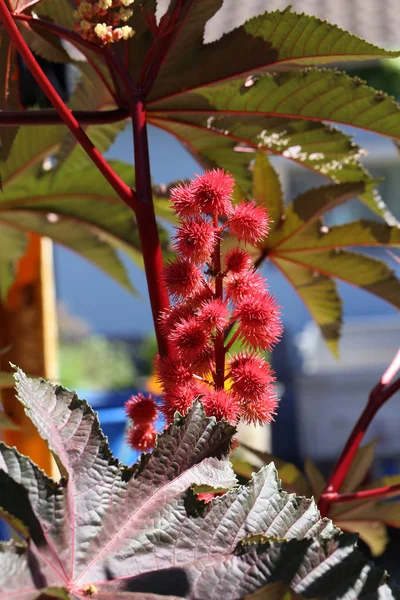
[213,215,225,389]
[0,1,137,212]
[0,108,128,125]
[318,374,400,517]
[321,483,400,505]
[131,96,171,356]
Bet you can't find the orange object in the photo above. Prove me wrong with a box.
[0,234,58,475]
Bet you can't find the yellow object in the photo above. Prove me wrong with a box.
[0,234,58,476]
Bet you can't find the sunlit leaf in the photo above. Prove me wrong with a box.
[252,152,284,232]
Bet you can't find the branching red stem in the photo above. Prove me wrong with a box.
[321,483,400,505]
[0,1,137,211]
[131,96,171,356]
[318,354,400,517]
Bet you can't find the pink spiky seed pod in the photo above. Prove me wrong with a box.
[224,269,265,303]
[201,388,240,424]
[227,202,270,244]
[170,182,199,217]
[127,422,157,451]
[156,355,194,391]
[124,393,158,424]
[197,299,229,333]
[228,352,276,402]
[190,169,234,216]
[164,258,204,300]
[161,381,207,423]
[224,248,253,274]
[159,303,194,336]
[173,217,216,265]
[240,390,278,426]
[234,292,282,351]
[170,317,212,361]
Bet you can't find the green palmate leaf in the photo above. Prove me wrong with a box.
[252,152,284,232]
[272,259,343,355]
[54,63,127,172]
[149,114,385,219]
[0,371,397,599]
[250,179,400,353]
[147,5,400,102]
[19,19,71,63]
[150,70,400,141]
[278,249,400,309]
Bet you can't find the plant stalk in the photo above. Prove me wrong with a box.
[321,482,400,505]
[131,96,171,356]
[213,216,225,389]
[0,1,137,211]
[318,372,400,517]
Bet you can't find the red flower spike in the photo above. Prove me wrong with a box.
[229,352,276,402]
[124,393,158,424]
[227,202,270,244]
[240,389,279,426]
[161,381,207,422]
[127,422,157,452]
[192,345,214,377]
[164,258,204,300]
[197,299,229,332]
[225,270,265,303]
[170,182,199,217]
[187,284,215,309]
[234,292,282,350]
[159,303,194,336]
[201,389,240,424]
[156,355,193,391]
[190,169,234,216]
[224,248,253,274]
[174,217,216,264]
[170,317,211,361]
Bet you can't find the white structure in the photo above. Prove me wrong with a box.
[295,317,400,463]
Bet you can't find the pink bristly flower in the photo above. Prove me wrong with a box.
[225,270,265,303]
[127,422,157,452]
[125,393,158,424]
[164,258,204,300]
[201,389,240,424]
[187,284,215,308]
[161,381,206,423]
[228,352,276,402]
[174,217,216,264]
[227,201,270,244]
[170,317,212,361]
[156,355,193,391]
[159,303,194,336]
[170,182,199,217]
[240,389,278,426]
[190,169,234,216]
[234,292,282,350]
[197,299,229,332]
[224,248,253,274]
[192,345,214,377]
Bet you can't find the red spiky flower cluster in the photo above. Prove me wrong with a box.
[126,168,282,452]
[125,393,158,451]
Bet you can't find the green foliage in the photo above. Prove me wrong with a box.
[249,154,400,354]
[0,370,398,599]
[59,335,137,391]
